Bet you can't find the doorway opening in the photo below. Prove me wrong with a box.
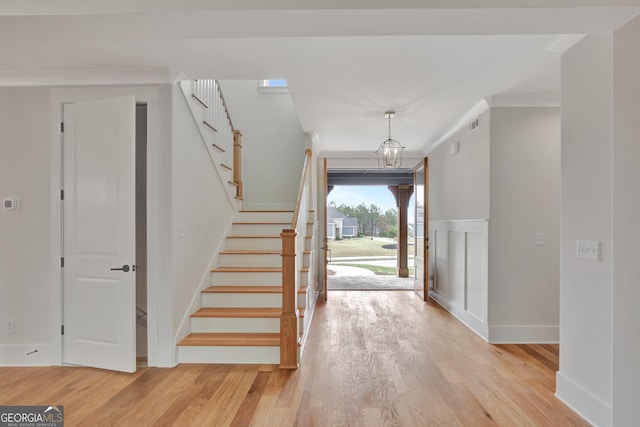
[135,103,148,364]
[325,180,414,291]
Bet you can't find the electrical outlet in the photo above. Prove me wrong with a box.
[5,319,15,334]
[535,233,545,246]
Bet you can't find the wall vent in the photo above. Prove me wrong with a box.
[468,117,480,132]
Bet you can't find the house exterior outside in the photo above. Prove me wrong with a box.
[326,206,358,240]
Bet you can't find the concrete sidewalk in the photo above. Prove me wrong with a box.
[327,264,414,290]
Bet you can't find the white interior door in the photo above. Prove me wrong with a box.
[62,96,136,373]
[414,160,427,300]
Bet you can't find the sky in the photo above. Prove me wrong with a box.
[327,185,415,220]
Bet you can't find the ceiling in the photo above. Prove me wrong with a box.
[1,1,639,158]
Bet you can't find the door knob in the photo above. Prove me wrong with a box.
[110,264,130,272]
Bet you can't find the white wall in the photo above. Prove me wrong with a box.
[428,106,561,344]
[612,15,640,426]
[429,109,490,221]
[0,87,53,364]
[170,82,237,347]
[557,33,614,427]
[220,81,306,210]
[488,107,561,343]
[428,109,490,338]
[0,85,178,367]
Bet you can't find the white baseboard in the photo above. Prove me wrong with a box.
[299,291,319,359]
[153,345,177,368]
[0,343,52,366]
[429,291,489,341]
[488,325,559,344]
[556,371,611,427]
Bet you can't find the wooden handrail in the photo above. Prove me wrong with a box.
[191,79,242,203]
[233,130,243,199]
[280,148,313,369]
[291,149,313,228]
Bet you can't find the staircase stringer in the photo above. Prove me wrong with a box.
[173,212,238,347]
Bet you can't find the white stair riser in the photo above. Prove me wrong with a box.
[232,223,289,236]
[219,253,281,268]
[236,211,293,222]
[211,272,282,286]
[303,253,311,266]
[300,289,311,311]
[179,346,279,364]
[191,317,280,333]
[202,292,307,309]
[299,273,309,287]
[225,238,281,251]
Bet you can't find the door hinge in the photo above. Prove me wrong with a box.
[60,122,64,133]
[61,257,64,268]
[60,189,64,200]
[61,325,64,335]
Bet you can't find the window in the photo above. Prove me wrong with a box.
[259,79,289,93]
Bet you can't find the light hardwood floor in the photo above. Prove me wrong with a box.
[0,291,588,426]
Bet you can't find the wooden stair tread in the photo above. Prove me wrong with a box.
[178,332,279,347]
[203,285,308,294]
[213,266,281,273]
[192,307,281,318]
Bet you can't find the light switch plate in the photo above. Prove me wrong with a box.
[535,233,544,246]
[3,198,19,210]
[577,240,600,261]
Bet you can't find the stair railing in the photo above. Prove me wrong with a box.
[280,148,313,369]
[192,79,243,199]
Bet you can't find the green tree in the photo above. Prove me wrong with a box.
[379,208,398,238]
[331,202,399,238]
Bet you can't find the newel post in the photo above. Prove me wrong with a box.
[233,130,243,199]
[280,228,299,369]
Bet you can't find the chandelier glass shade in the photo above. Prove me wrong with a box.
[376,111,405,169]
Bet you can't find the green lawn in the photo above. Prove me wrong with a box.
[328,236,397,257]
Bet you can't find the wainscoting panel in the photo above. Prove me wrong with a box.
[448,231,466,308]
[466,231,487,323]
[430,220,489,340]
[433,228,448,295]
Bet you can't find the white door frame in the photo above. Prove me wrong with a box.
[50,86,162,367]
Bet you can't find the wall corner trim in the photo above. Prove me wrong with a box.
[555,371,611,427]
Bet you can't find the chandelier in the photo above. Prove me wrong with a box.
[375,111,405,169]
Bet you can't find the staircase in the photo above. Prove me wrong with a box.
[178,210,315,364]
[179,79,243,204]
